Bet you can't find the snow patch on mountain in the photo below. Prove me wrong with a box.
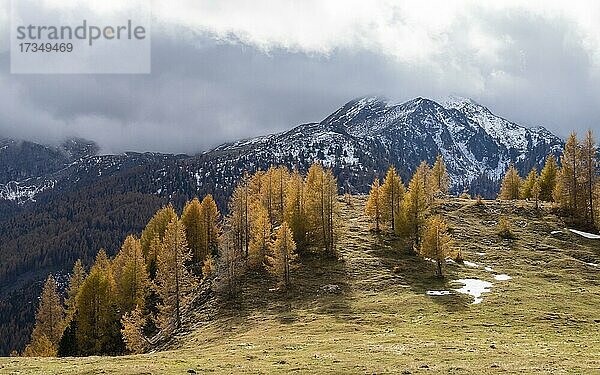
[440,95,557,154]
[0,180,56,203]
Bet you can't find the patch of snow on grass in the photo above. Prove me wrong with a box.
[569,229,600,239]
[494,274,512,281]
[484,266,494,272]
[586,262,598,267]
[426,290,451,296]
[475,252,486,256]
[550,230,562,235]
[453,279,492,304]
[463,260,479,268]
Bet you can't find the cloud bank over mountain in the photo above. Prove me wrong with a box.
[0,0,598,153]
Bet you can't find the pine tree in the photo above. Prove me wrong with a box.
[155,219,196,333]
[199,194,220,259]
[380,166,405,231]
[248,201,271,268]
[365,178,383,231]
[64,259,86,323]
[538,154,558,202]
[181,198,204,265]
[24,275,65,356]
[113,235,150,313]
[140,204,178,277]
[555,133,582,216]
[75,250,123,355]
[402,162,431,244]
[431,155,450,194]
[57,316,78,357]
[521,168,538,200]
[499,163,522,200]
[284,169,306,249]
[419,215,453,278]
[581,129,598,226]
[266,222,298,288]
[121,306,149,354]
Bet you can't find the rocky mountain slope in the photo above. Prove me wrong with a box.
[1,96,563,209]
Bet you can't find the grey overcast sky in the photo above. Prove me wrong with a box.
[0,0,599,154]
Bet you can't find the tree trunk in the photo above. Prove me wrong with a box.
[390,182,395,231]
[175,229,181,329]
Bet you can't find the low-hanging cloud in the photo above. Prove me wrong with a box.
[0,0,599,154]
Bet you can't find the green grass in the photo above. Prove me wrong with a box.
[2,197,599,374]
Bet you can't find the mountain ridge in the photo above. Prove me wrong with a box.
[0,95,565,355]
[1,96,564,206]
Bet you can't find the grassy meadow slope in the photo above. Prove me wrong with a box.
[1,196,599,374]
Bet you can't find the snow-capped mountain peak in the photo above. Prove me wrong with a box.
[439,95,482,110]
[440,96,561,156]
[1,96,564,206]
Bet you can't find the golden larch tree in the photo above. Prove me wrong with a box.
[75,250,122,355]
[431,155,450,194]
[64,259,86,323]
[248,201,272,268]
[365,178,383,231]
[23,275,65,357]
[304,163,338,256]
[227,176,251,258]
[520,168,538,200]
[538,154,558,202]
[113,235,150,313]
[140,204,178,277]
[202,253,215,279]
[532,180,541,210]
[499,163,522,200]
[581,129,598,226]
[181,198,204,265]
[323,168,339,256]
[23,334,56,357]
[401,161,432,243]
[216,226,244,297]
[261,167,276,226]
[155,218,197,333]
[284,169,306,248]
[554,133,582,216]
[272,166,290,225]
[419,215,453,278]
[380,166,405,231]
[199,194,220,260]
[266,222,298,288]
[121,306,149,354]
